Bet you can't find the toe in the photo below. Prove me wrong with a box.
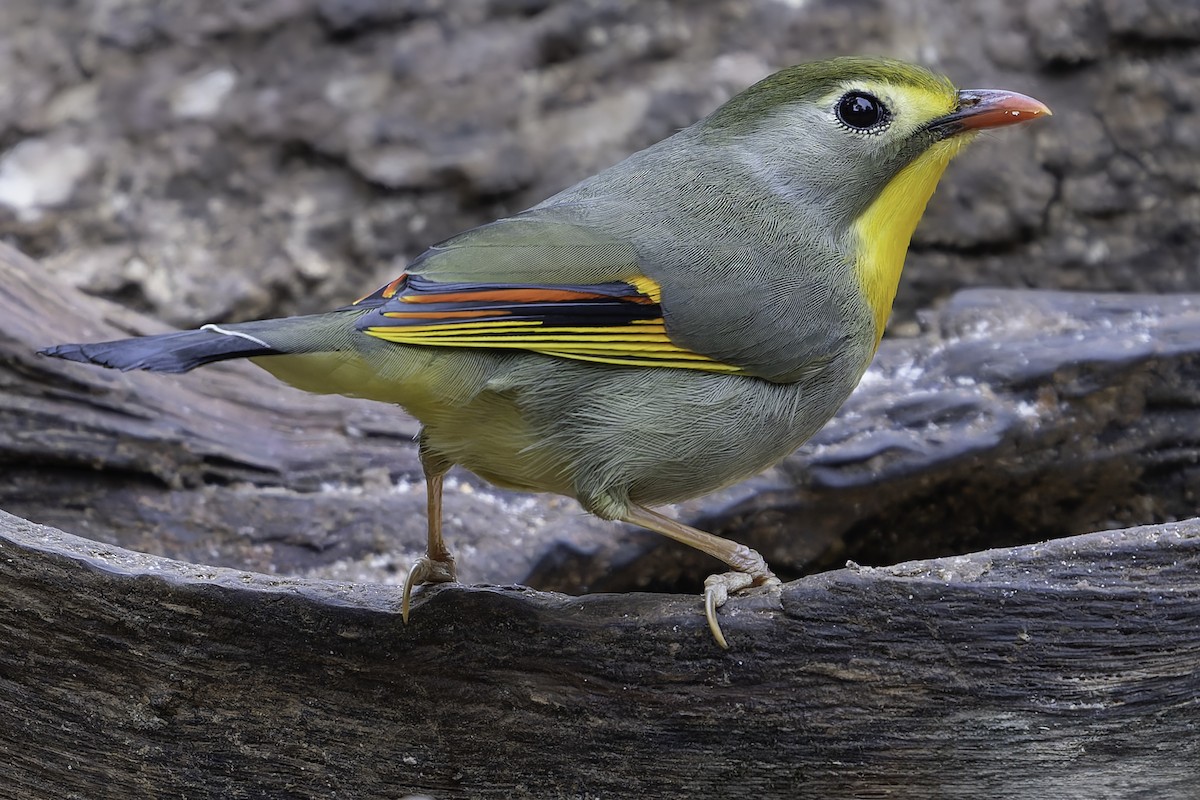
[400,556,459,624]
[702,571,759,649]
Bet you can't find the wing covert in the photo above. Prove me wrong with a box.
[354,272,745,373]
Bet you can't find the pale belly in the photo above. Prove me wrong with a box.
[418,353,864,510]
[254,344,866,511]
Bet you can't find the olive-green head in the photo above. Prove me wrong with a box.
[701,56,1050,223]
[695,57,1050,340]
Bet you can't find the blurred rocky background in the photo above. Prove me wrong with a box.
[2,0,1197,331]
[2,0,1199,590]
[3,8,1199,790]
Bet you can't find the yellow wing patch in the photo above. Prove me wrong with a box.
[357,274,744,373]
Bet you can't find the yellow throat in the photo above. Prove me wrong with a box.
[852,136,968,344]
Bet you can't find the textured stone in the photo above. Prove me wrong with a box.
[0,0,1194,328]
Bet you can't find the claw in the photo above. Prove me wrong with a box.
[400,560,422,624]
[702,572,783,649]
[618,504,779,650]
[703,571,756,649]
[400,555,457,624]
[704,582,729,649]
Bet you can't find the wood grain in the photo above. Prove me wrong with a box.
[1,511,1197,798]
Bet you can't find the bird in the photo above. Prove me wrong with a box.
[41,57,1050,648]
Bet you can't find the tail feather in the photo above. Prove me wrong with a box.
[40,326,282,373]
[41,311,362,373]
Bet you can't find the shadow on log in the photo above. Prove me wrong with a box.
[3,242,1200,796]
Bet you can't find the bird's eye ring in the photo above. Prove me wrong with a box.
[836,91,889,132]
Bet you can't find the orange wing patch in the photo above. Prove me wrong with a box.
[354,274,744,373]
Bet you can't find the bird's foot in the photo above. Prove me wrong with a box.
[703,570,781,649]
[400,554,457,623]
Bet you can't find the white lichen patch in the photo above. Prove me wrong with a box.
[0,137,93,220]
[171,68,237,119]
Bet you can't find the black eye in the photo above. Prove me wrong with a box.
[836,92,888,130]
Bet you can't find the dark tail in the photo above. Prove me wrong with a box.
[41,312,360,373]
[40,325,282,373]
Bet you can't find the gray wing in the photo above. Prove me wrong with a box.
[405,189,860,383]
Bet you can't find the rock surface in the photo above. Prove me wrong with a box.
[1,0,1197,329]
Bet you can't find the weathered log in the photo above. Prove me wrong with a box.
[1,510,1197,798]
[5,239,1200,795]
[637,288,1200,591]
[3,240,623,585]
[6,240,1200,595]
